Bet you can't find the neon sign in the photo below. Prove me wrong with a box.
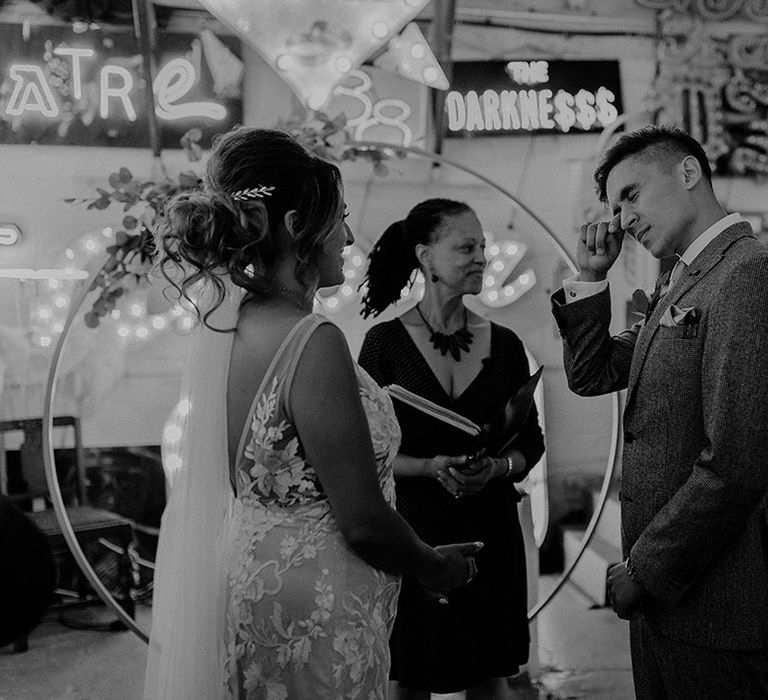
[326,67,426,148]
[446,60,623,137]
[0,24,242,148]
[0,225,21,246]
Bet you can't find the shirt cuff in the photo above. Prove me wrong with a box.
[562,274,608,303]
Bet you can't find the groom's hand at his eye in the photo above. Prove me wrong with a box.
[576,213,625,282]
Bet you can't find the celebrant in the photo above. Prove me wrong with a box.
[358,198,545,699]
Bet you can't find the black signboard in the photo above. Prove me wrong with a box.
[445,60,623,137]
[0,23,243,148]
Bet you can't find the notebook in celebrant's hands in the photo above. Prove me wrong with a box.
[385,365,542,459]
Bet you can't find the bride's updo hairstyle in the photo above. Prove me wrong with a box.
[157,127,344,326]
[359,198,471,318]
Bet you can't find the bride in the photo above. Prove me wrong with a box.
[143,127,482,699]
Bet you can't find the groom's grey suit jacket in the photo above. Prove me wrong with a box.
[552,222,768,650]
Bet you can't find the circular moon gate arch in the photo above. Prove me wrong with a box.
[43,141,620,643]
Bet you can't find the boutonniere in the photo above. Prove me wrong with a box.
[659,305,700,335]
[631,270,671,323]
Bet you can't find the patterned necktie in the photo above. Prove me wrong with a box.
[669,258,687,288]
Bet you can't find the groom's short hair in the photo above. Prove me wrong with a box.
[594,124,713,204]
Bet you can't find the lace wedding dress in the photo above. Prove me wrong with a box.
[224,314,402,699]
[144,283,402,700]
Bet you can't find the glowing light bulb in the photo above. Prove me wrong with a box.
[335,56,352,73]
[118,326,130,337]
[372,22,389,39]
[39,335,52,347]
[423,66,438,83]
[492,261,504,272]
[488,291,499,301]
[341,285,353,296]
[102,227,113,238]
[520,273,530,284]
[85,239,97,252]
[164,425,183,443]
[327,297,339,309]
[48,279,60,289]
[38,307,52,320]
[507,244,518,255]
[276,54,294,70]
[489,245,500,256]
[165,454,182,472]
[130,304,142,317]
[307,94,325,110]
[54,295,68,308]
[136,326,149,338]
[152,316,167,329]
[111,310,121,320]
[352,255,362,266]
[53,322,64,333]
[65,248,75,259]
[178,398,191,416]
[411,44,426,59]
[484,277,495,287]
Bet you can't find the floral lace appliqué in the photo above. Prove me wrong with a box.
[226,361,401,699]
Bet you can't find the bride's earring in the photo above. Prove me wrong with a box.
[430,271,439,283]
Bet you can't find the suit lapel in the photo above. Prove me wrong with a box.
[625,222,755,403]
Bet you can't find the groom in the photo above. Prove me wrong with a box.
[551,125,768,698]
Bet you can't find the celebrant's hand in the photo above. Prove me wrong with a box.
[442,457,500,497]
[607,561,646,620]
[426,455,470,483]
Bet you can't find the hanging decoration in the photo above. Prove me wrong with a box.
[634,0,768,23]
[196,0,433,110]
[649,12,768,177]
[373,22,449,90]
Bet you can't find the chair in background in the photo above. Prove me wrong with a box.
[0,417,135,651]
[0,494,56,653]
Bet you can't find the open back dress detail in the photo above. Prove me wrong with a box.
[225,314,402,699]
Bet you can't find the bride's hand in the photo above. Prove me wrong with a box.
[419,541,484,594]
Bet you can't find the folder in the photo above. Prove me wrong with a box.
[385,366,542,458]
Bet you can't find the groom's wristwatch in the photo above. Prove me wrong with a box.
[625,556,641,584]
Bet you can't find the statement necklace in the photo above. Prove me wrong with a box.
[415,304,474,361]
[268,285,314,312]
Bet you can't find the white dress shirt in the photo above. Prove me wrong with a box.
[562,213,744,304]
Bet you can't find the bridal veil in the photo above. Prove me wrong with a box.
[144,280,244,699]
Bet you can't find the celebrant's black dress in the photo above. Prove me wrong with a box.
[359,318,545,693]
